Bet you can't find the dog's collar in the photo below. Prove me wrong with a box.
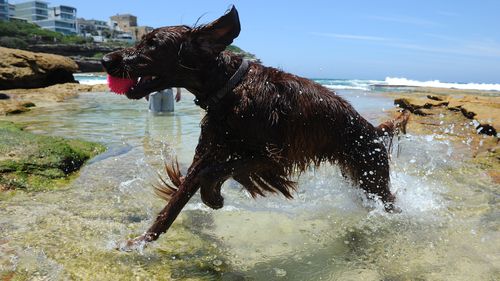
[207,59,249,106]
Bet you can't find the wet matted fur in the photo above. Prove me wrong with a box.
[101,6,409,249]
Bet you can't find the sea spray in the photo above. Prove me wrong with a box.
[384,77,500,91]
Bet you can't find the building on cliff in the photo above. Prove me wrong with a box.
[76,18,110,42]
[110,13,153,41]
[77,18,109,35]
[0,0,10,21]
[12,1,77,35]
[13,1,49,22]
[110,13,137,31]
[37,5,77,35]
[8,3,15,18]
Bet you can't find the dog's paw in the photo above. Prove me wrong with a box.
[116,235,148,252]
[384,202,402,214]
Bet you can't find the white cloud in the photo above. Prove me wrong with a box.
[311,31,500,58]
[367,15,441,27]
[311,32,388,41]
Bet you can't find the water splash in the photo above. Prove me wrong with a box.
[1,89,497,280]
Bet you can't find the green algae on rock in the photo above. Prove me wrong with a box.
[0,121,105,191]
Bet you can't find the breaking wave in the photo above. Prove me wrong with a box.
[384,77,500,91]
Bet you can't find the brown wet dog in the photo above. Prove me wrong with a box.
[101,6,409,250]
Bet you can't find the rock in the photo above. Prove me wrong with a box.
[0,121,105,191]
[476,124,497,136]
[386,87,499,183]
[0,47,79,90]
[27,43,119,57]
[460,106,476,119]
[392,91,499,136]
[20,101,35,108]
[0,83,108,116]
[4,107,29,115]
[394,98,431,116]
[73,57,104,73]
[0,93,9,99]
[427,95,443,101]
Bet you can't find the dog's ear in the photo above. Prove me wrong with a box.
[191,6,241,56]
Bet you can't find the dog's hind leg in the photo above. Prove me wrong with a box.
[339,139,397,212]
[376,110,410,138]
[197,154,297,209]
[200,180,224,209]
[197,156,285,209]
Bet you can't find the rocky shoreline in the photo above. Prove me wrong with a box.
[0,83,108,194]
[0,121,105,194]
[0,47,109,193]
[390,87,498,136]
[384,87,499,183]
[0,83,107,115]
[25,43,120,73]
[0,47,79,90]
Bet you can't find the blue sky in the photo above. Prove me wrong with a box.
[33,0,500,83]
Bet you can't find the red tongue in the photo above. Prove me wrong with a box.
[107,75,136,95]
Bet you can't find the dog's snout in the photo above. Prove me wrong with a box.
[101,53,122,72]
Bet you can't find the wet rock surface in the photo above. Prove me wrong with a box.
[26,43,118,58]
[386,87,499,182]
[0,121,105,191]
[389,87,498,136]
[0,83,107,115]
[0,47,78,90]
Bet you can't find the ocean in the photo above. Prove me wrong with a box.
[75,73,500,92]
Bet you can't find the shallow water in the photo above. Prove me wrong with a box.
[1,90,498,280]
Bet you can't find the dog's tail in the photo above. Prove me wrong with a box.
[376,110,410,155]
[153,158,183,201]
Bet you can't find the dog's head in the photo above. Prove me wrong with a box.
[101,6,241,99]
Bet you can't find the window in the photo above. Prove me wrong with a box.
[36,9,48,16]
[60,7,75,13]
[36,2,47,9]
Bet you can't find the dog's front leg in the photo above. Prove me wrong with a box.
[119,160,206,251]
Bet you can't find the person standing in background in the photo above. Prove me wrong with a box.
[146,88,181,113]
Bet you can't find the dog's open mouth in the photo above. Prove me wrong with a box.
[107,75,166,98]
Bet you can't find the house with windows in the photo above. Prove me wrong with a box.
[0,0,9,21]
[12,1,77,34]
[110,13,153,41]
[77,18,109,35]
[36,5,77,34]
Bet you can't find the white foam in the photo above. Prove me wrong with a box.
[78,79,107,85]
[74,74,107,85]
[389,172,444,216]
[384,77,500,91]
[318,79,384,91]
[323,85,369,91]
